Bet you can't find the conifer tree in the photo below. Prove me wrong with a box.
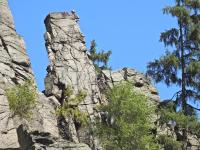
[96,82,159,150]
[89,40,112,72]
[147,0,200,148]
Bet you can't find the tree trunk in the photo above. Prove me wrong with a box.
[180,17,188,149]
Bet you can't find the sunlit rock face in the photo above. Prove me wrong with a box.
[0,0,34,84]
[0,2,159,149]
[43,12,102,149]
[98,68,160,105]
[0,0,34,149]
[44,12,102,114]
[2,0,199,149]
[0,1,90,149]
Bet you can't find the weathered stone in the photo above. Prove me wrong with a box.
[44,12,101,149]
[0,95,20,149]
[0,0,34,149]
[29,93,59,138]
[47,139,91,150]
[0,1,198,149]
[98,68,160,104]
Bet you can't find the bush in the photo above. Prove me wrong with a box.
[56,86,88,127]
[157,135,182,150]
[157,100,200,148]
[95,82,159,150]
[6,80,37,119]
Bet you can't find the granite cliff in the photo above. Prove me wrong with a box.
[1,0,198,150]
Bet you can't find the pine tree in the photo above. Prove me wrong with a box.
[95,82,159,150]
[147,0,200,148]
[89,40,112,72]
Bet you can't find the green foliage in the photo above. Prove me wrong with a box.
[64,85,73,97]
[89,40,112,72]
[56,101,88,126]
[163,6,190,24]
[147,51,180,86]
[157,135,182,150]
[56,86,88,126]
[6,80,37,119]
[95,82,159,150]
[158,101,200,137]
[147,2,200,147]
[147,0,200,115]
[189,121,200,137]
[159,107,197,129]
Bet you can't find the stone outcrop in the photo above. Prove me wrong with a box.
[1,0,199,150]
[41,11,163,149]
[43,12,102,149]
[0,0,34,149]
[0,1,91,149]
[98,68,160,105]
[0,1,161,149]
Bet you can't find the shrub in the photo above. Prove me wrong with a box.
[95,82,159,150]
[157,100,200,148]
[56,86,88,127]
[157,135,182,150]
[6,80,37,119]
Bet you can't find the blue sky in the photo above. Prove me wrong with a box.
[8,0,178,100]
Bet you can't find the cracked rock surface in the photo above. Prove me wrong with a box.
[0,1,91,149]
[98,68,160,105]
[0,0,34,149]
[2,0,198,150]
[44,12,102,149]
[1,2,160,149]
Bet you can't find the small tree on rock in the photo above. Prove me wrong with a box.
[89,40,112,72]
[95,82,159,150]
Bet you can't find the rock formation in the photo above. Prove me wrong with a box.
[98,68,160,104]
[0,2,159,148]
[43,12,102,149]
[0,0,198,150]
[0,1,91,149]
[0,0,34,148]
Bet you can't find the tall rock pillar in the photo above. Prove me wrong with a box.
[44,12,102,149]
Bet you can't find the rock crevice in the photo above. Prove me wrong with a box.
[1,1,191,150]
[43,12,102,149]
